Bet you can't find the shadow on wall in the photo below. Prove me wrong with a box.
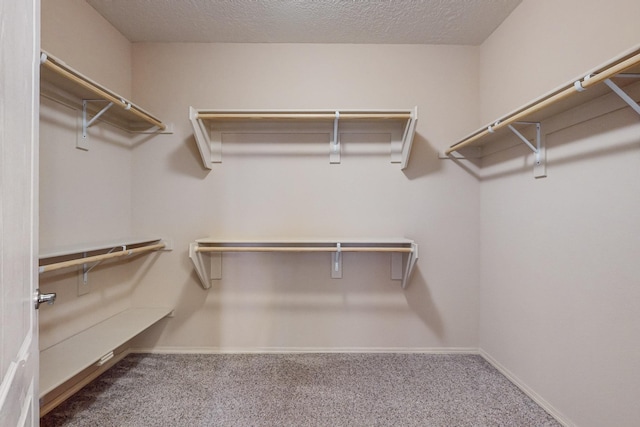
[175,132,442,181]
[143,253,445,350]
[402,133,442,181]
[403,268,444,340]
[165,135,211,179]
[129,268,210,351]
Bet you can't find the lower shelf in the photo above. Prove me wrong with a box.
[189,238,419,290]
[39,307,172,397]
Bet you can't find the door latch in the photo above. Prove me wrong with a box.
[35,289,56,309]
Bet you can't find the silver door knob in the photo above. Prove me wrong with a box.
[35,289,56,309]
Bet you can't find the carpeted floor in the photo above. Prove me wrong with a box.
[41,353,561,426]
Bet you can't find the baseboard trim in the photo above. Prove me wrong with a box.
[478,348,572,427]
[130,346,480,355]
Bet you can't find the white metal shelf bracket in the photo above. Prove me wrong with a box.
[72,240,171,295]
[330,111,341,164]
[603,75,640,117]
[331,243,342,278]
[78,99,114,150]
[500,121,546,179]
[78,245,125,293]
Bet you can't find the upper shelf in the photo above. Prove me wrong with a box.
[40,50,167,134]
[39,237,169,276]
[39,237,164,260]
[446,44,640,158]
[189,107,418,170]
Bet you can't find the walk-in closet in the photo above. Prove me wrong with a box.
[1,1,639,426]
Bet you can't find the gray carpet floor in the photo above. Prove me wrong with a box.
[41,353,561,426]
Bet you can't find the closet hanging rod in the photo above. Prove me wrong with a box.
[195,246,413,253]
[39,243,165,274]
[445,50,640,155]
[445,86,573,154]
[580,51,640,89]
[196,112,412,121]
[40,52,166,131]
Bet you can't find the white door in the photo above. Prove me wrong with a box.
[0,0,40,426]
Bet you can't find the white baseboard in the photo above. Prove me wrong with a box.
[130,346,479,355]
[479,348,573,427]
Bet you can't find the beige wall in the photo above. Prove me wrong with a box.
[39,0,640,425]
[41,0,132,97]
[479,0,640,123]
[478,0,640,426]
[39,0,138,349]
[39,0,483,357]
[128,43,481,351]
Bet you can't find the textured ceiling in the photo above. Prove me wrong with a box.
[85,0,522,45]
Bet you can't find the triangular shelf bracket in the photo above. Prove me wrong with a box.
[603,74,640,117]
[499,121,546,179]
[78,99,115,150]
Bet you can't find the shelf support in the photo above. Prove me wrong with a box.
[402,243,419,289]
[78,100,114,150]
[603,77,640,117]
[331,243,342,278]
[504,121,546,179]
[189,106,216,170]
[77,245,125,295]
[330,111,341,164]
[399,107,418,169]
[189,243,212,289]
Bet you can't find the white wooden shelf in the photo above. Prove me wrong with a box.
[445,44,640,178]
[40,50,170,149]
[189,107,418,170]
[189,238,418,289]
[39,237,164,260]
[39,237,170,293]
[39,307,172,397]
[39,237,169,273]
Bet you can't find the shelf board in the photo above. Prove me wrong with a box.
[40,50,166,133]
[190,237,418,289]
[39,237,163,260]
[39,307,172,397]
[447,45,640,155]
[189,107,418,170]
[195,237,415,246]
